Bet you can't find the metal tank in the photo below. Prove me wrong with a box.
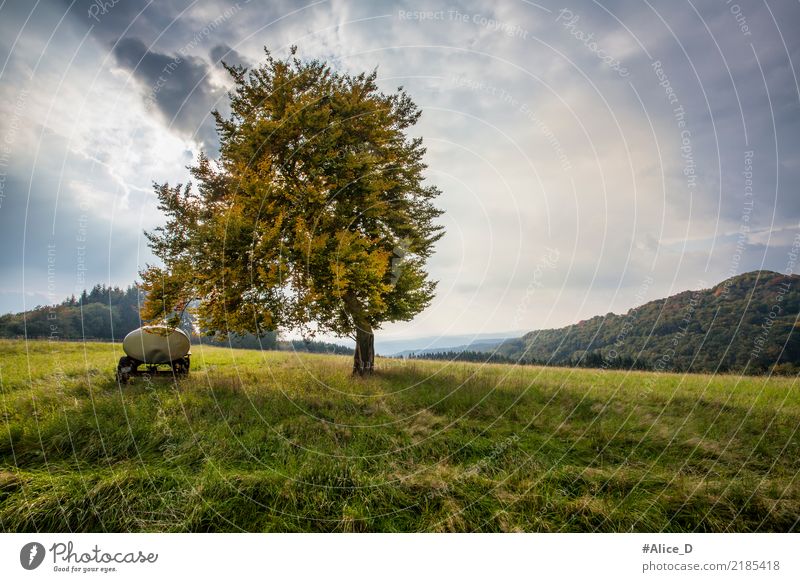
[116,325,191,382]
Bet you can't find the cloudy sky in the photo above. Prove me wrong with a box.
[1,0,798,351]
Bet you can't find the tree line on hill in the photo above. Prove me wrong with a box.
[406,350,521,365]
[0,283,353,355]
[0,284,142,340]
[406,272,800,375]
[489,271,799,375]
[406,348,655,370]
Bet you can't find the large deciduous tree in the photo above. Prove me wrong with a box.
[140,47,443,374]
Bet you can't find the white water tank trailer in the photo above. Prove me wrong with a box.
[116,325,191,382]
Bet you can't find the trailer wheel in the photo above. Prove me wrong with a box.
[116,356,134,384]
[172,355,190,376]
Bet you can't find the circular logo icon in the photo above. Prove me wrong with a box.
[20,542,46,570]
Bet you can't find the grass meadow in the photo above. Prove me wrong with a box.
[0,339,798,532]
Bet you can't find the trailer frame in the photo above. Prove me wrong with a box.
[116,354,190,383]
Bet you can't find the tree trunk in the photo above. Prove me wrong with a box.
[353,324,375,376]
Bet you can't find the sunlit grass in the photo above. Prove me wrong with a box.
[1,339,798,532]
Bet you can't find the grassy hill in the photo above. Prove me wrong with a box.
[495,271,800,373]
[1,339,798,532]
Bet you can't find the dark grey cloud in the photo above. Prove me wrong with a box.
[60,0,251,151]
[60,0,187,45]
[209,43,251,69]
[536,0,800,230]
[112,36,221,150]
[60,0,250,60]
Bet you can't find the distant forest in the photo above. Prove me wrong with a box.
[406,349,654,370]
[0,283,353,355]
[408,271,800,375]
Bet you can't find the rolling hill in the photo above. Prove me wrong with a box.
[493,271,800,374]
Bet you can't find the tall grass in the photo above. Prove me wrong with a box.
[1,339,798,532]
